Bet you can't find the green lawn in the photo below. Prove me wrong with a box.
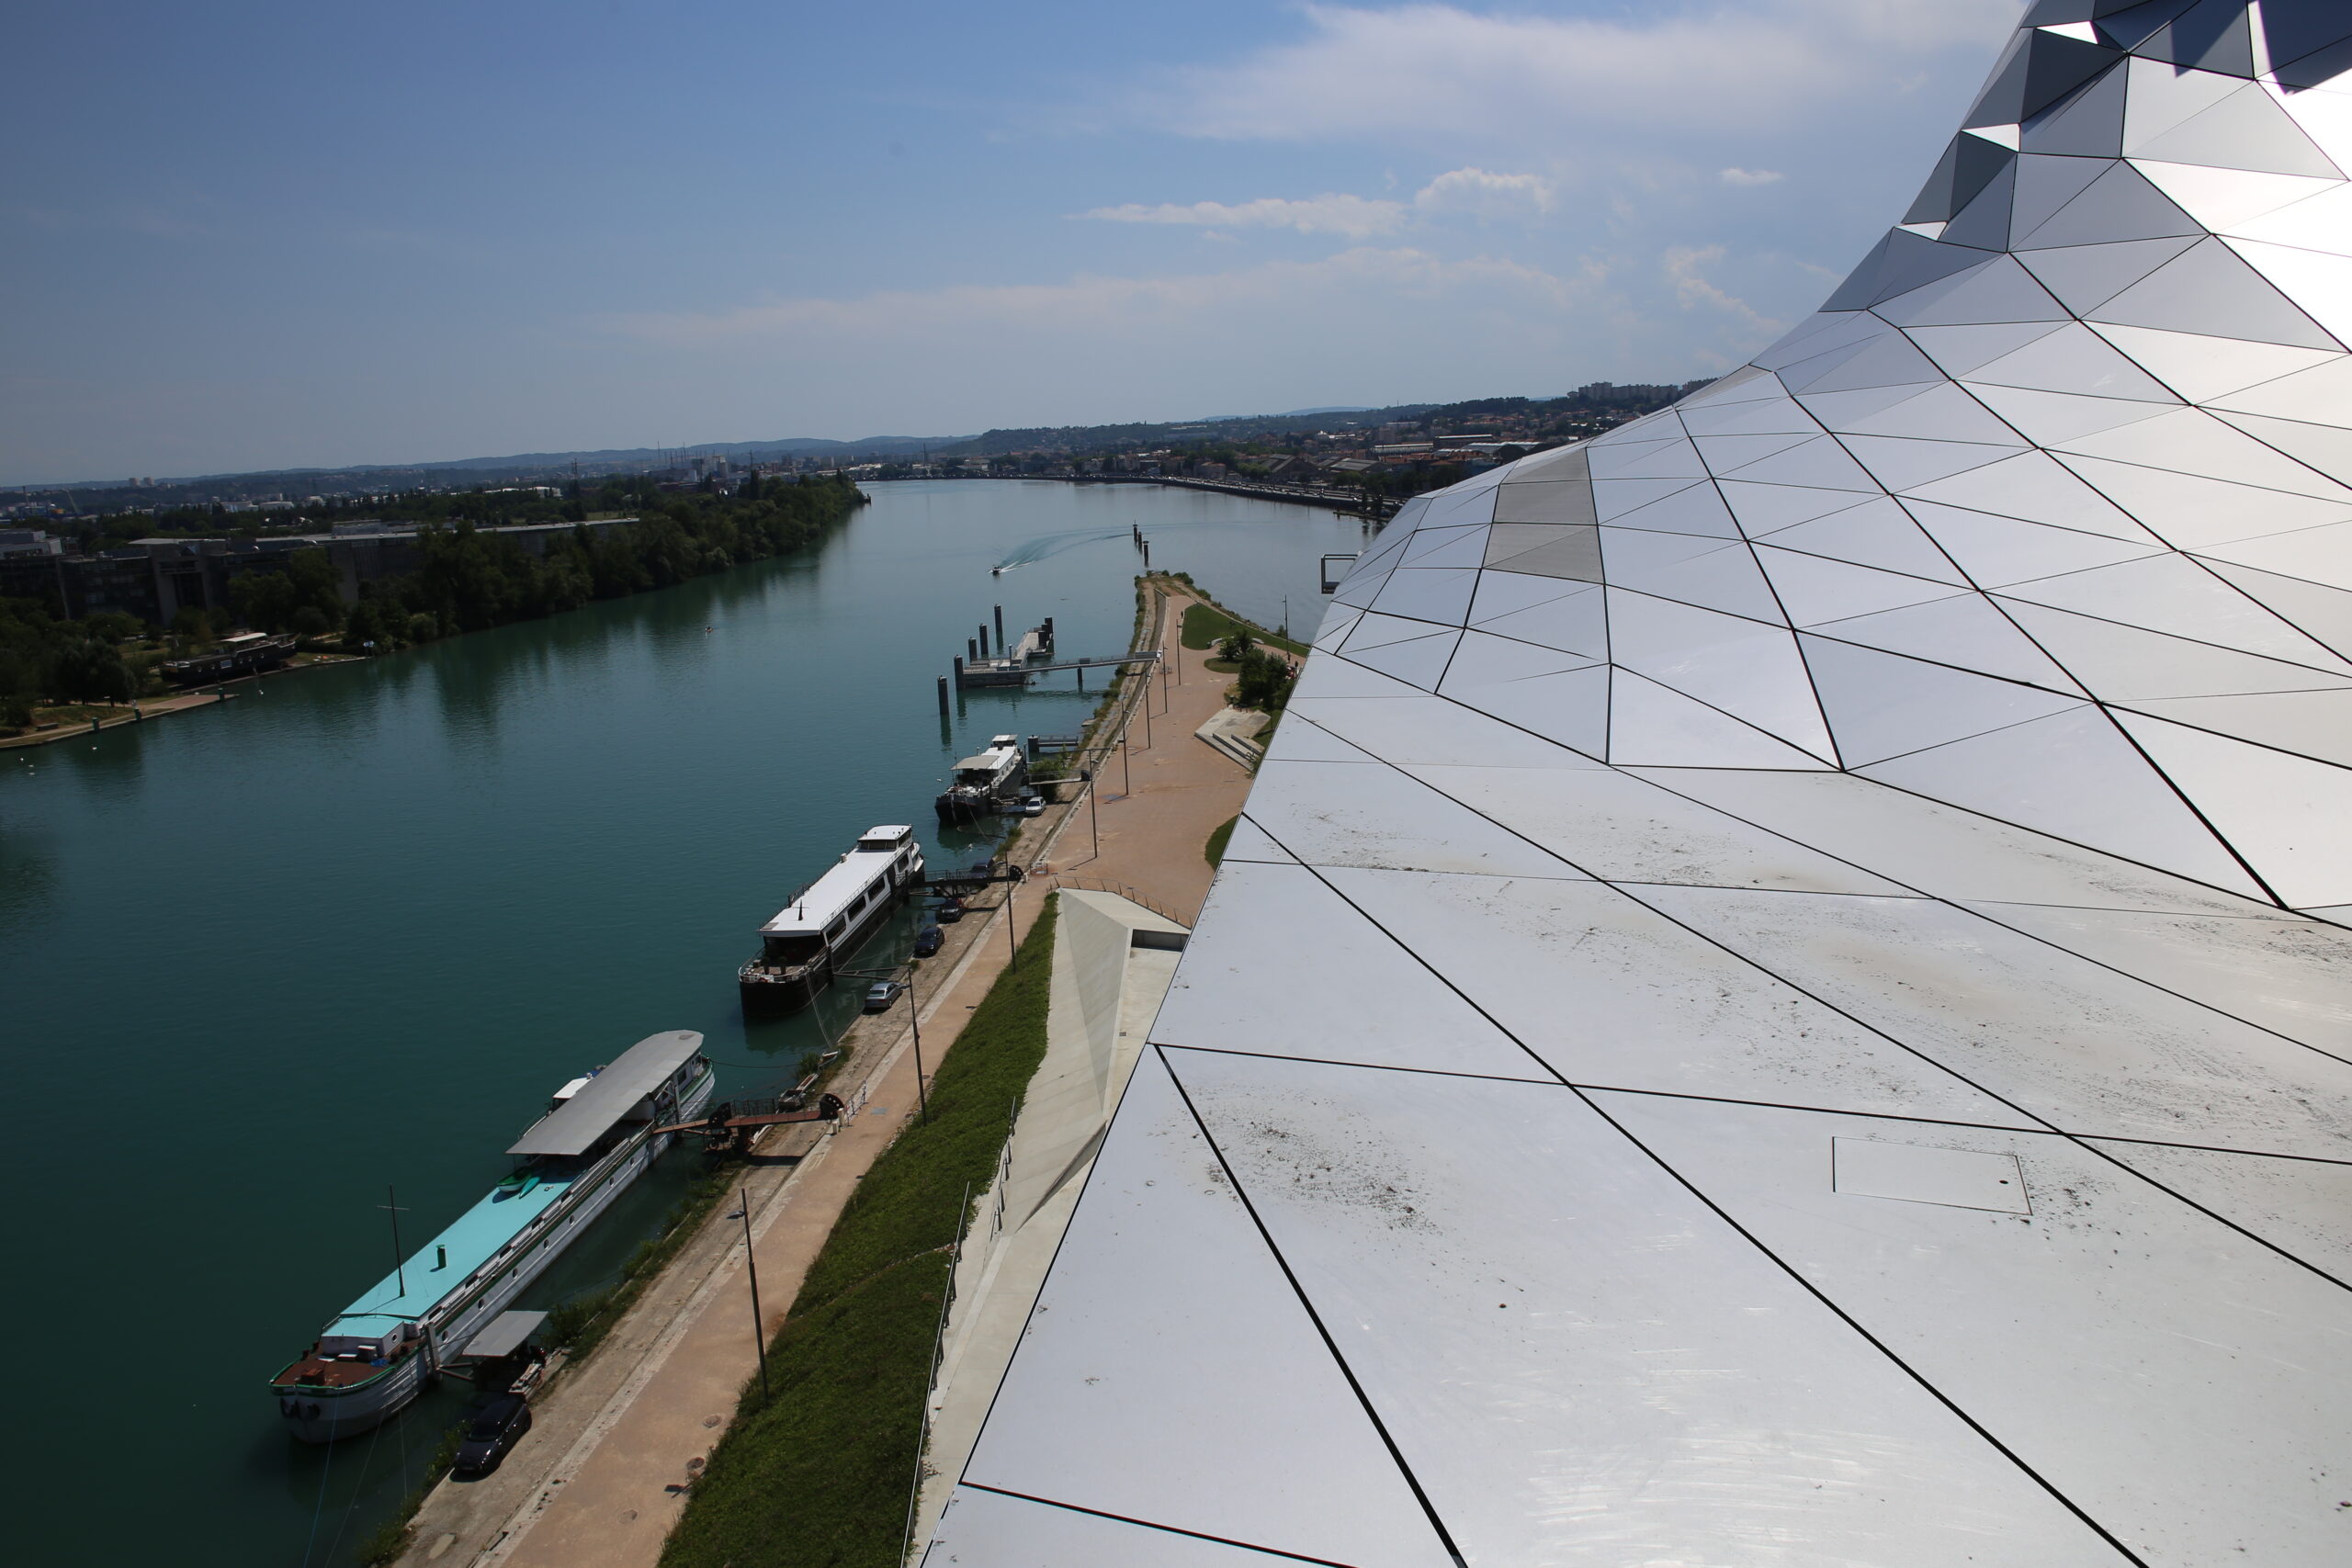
[660,897,1061,1568]
[1179,600,1306,658]
[1204,814,1238,867]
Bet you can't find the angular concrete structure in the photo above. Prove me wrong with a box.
[923,6,2352,1563]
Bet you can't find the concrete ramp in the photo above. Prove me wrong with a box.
[912,889,1188,1546]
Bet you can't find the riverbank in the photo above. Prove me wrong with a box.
[387,581,1261,1568]
[0,651,372,750]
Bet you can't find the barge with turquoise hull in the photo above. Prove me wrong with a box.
[267,1031,715,1443]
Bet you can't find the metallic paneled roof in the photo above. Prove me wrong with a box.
[927,6,2352,1564]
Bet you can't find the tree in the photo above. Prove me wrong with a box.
[52,637,134,703]
[1216,629,1256,662]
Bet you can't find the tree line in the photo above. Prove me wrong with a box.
[1,477,864,728]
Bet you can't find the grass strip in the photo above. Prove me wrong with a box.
[1205,814,1238,867]
[1178,599,1306,658]
[661,896,1062,1568]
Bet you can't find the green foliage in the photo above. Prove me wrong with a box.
[0,596,140,719]
[662,898,1062,1568]
[1231,645,1295,712]
[230,547,345,633]
[350,477,861,646]
[1205,814,1238,867]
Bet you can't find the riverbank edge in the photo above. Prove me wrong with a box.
[2,483,865,751]
[378,575,1171,1568]
[656,898,1063,1568]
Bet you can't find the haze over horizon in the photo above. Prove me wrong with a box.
[4,1,2021,486]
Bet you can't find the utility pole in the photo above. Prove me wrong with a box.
[1003,875,1018,969]
[379,1186,408,1297]
[1085,770,1099,858]
[909,976,929,1123]
[727,1191,771,1406]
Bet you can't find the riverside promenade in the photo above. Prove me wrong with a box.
[395,581,1264,1568]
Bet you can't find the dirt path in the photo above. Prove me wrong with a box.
[398,583,1261,1568]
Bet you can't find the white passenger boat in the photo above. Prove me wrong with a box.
[933,737,1029,825]
[739,825,926,1014]
[268,1032,716,1443]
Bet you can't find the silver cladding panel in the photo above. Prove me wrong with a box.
[937,7,2352,1565]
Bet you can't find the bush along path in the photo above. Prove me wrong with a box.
[659,897,1061,1568]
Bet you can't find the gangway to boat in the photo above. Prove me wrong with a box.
[650,1093,846,1153]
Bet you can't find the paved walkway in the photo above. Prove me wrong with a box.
[398,583,1262,1568]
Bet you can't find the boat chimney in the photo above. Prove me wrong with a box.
[435,1245,447,1270]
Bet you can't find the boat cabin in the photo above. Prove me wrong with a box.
[755,826,924,967]
[507,1031,709,1169]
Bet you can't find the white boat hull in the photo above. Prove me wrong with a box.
[276,1066,715,1442]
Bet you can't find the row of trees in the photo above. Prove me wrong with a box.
[1,479,864,728]
[0,602,142,725]
[229,477,865,650]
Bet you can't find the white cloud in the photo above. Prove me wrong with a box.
[1719,167,1785,186]
[1151,1,2017,144]
[1664,244,1780,333]
[1414,166,1552,218]
[1079,194,1406,240]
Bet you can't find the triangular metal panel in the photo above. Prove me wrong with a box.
[1801,634,2087,766]
[1903,498,2169,586]
[1859,705,2258,894]
[1753,497,1972,582]
[956,1052,1467,1568]
[2086,236,2341,350]
[1606,669,1837,769]
[1806,592,2088,693]
[2114,708,2352,908]
[1756,547,1969,627]
[1600,532,1785,622]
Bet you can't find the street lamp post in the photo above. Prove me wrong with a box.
[1003,874,1018,969]
[909,975,929,1124]
[727,1190,771,1407]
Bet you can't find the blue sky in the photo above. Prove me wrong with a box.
[1,1,2022,483]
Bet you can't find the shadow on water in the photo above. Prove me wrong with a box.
[0,822,59,936]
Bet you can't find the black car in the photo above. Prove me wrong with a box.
[453,1393,533,1477]
[912,924,944,957]
[931,897,965,924]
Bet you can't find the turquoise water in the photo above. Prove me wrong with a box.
[0,479,1375,1566]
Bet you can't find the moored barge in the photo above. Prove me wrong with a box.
[267,1032,715,1443]
[933,736,1029,825]
[739,825,926,1014]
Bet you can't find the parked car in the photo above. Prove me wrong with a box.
[453,1393,533,1477]
[913,924,944,957]
[931,897,965,924]
[864,979,908,1012]
[1019,793,1045,818]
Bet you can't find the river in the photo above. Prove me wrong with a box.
[0,479,1376,1567]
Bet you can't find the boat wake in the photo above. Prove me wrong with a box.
[989,527,1134,573]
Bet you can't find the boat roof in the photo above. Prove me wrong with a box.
[858,825,914,845]
[762,846,906,936]
[326,1174,572,1338]
[505,1031,704,1157]
[953,745,1019,772]
[461,1310,547,1359]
